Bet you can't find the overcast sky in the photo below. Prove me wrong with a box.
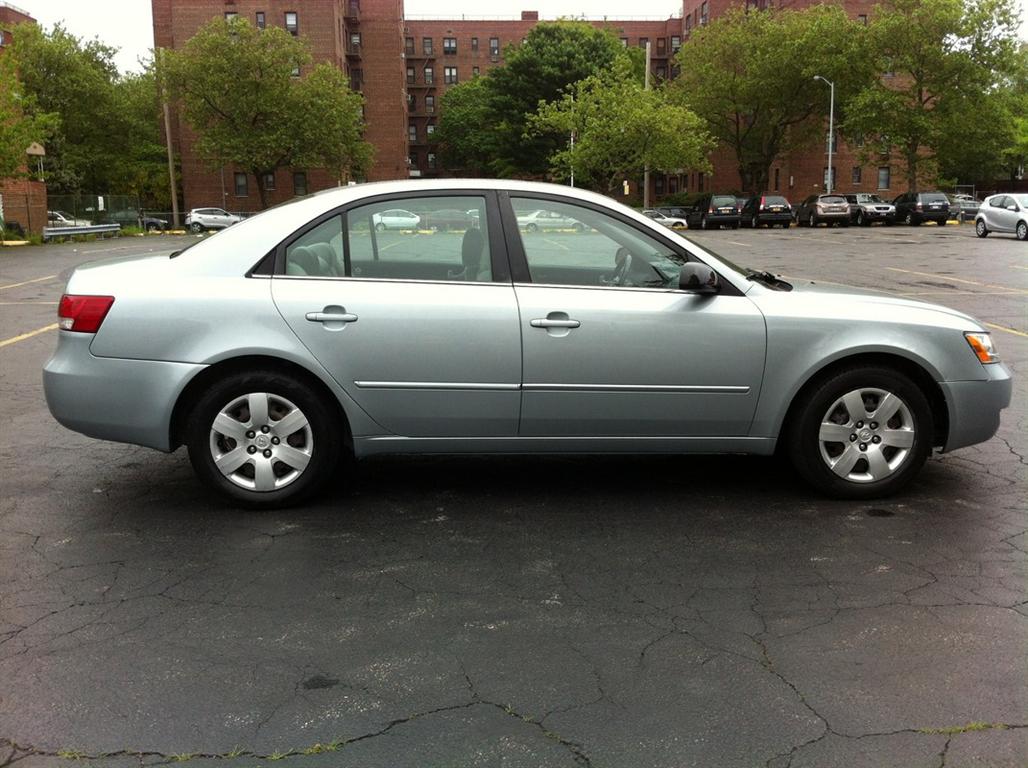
[15,0,1028,75]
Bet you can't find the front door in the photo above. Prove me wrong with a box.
[272,193,521,437]
[505,195,767,438]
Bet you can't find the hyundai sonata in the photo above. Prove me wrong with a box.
[44,180,1012,507]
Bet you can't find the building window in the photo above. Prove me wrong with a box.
[685,15,692,32]
[408,93,416,111]
[620,37,629,47]
[444,66,458,84]
[656,65,666,79]
[639,37,648,49]
[425,95,435,113]
[471,36,479,52]
[409,151,417,167]
[851,166,862,185]
[406,66,415,85]
[443,37,456,54]
[285,11,298,35]
[350,32,361,51]
[405,37,415,55]
[654,175,664,195]
[700,2,709,25]
[255,11,265,29]
[408,123,417,142]
[669,176,678,194]
[656,37,666,55]
[263,172,275,191]
[422,37,433,55]
[225,12,238,21]
[857,14,867,24]
[671,35,681,51]
[489,37,500,56]
[424,66,434,85]
[234,172,248,196]
[472,66,479,76]
[426,122,436,136]
[293,171,307,196]
[877,166,891,189]
[774,168,780,190]
[823,166,836,189]
[427,152,437,170]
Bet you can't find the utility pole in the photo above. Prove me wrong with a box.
[569,94,575,188]
[159,48,180,227]
[813,75,835,194]
[643,41,651,209]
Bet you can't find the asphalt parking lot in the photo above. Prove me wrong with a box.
[1,223,1026,768]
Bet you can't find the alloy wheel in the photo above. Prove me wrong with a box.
[1017,221,1027,241]
[817,387,915,484]
[975,219,988,237]
[208,392,313,492]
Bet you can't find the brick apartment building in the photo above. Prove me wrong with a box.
[0,1,47,234]
[153,0,904,211]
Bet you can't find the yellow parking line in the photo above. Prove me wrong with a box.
[0,274,57,291]
[0,322,58,348]
[1011,265,1028,271]
[885,267,1028,295]
[983,322,1028,339]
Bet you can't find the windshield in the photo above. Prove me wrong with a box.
[1013,194,1028,206]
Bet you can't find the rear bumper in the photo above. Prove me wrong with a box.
[43,332,204,452]
[756,213,792,224]
[938,363,1013,452]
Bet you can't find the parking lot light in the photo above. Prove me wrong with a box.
[813,75,835,194]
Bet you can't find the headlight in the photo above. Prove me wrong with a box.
[964,332,999,364]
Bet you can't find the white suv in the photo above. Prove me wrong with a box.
[185,208,242,233]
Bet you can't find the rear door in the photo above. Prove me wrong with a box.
[271,191,522,437]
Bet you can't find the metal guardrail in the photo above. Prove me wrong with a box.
[42,223,122,241]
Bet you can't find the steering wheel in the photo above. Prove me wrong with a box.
[612,248,633,287]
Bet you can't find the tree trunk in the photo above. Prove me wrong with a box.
[253,169,269,210]
[905,148,919,193]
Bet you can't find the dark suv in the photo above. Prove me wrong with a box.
[893,191,950,226]
[685,194,740,230]
[740,194,792,228]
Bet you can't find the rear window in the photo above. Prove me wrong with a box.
[712,195,735,206]
[763,196,788,205]
[821,196,845,204]
[921,193,947,202]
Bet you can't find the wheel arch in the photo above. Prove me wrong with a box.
[775,351,948,452]
[169,354,353,451]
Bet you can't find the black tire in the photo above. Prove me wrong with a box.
[936,219,946,226]
[787,366,933,499]
[781,222,790,229]
[700,215,708,230]
[975,219,988,238]
[1017,221,1027,241]
[731,221,740,229]
[375,222,386,232]
[146,223,160,233]
[905,213,918,226]
[185,370,342,508]
[839,220,850,228]
[752,215,760,228]
[189,222,203,233]
[573,222,584,232]
[808,212,817,228]
[526,223,538,232]
[857,211,866,226]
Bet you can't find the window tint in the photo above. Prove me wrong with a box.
[285,216,343,277]
[346,196,492,283]
[921,193,948,202]
[821,196,846,203]
[990,196,1008,208]
[511,197,687,290]
[763,195,788,205]
[711,195,735,206]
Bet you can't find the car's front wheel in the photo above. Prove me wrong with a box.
[189,222,203,233]
[975,219,988,238]
[808,212,817,227]
[788,366,932,499]
[186,370,341,508]
[1016,221,1027,241]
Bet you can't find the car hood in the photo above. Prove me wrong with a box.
[756,278,982,329]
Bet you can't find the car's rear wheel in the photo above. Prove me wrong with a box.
[808,212,817,227]
[975,219,988,237]
[905,213,918,226]
[375,222,386,232]
[1016,221,1027,241]
[146,223,160,233]
[186,371,341,508]
[788,366,932,499]
[700,215,708,230]
[752,215,760,228]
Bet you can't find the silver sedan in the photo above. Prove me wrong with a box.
[44,180,1012,507]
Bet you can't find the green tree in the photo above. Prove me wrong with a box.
[437,21,638,178]
[845,0,1020,191]
[530,61,712,193]
[671,5,871,193]
[164,17,372,209]
[0,51,55,181]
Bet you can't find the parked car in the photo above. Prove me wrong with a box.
[642,209,688,229]
[185,208,243,233]
[685,194,741,229]
[975,193,1028,241]
[43,179,1011,507]
[106,209,169,232]
[517,209,585,232]
[422,208,474,231]
[656,206,691,219]
[795,195,850,227]
[893,191,950,226]
[47,210,91,228]
[843,193,896,226]
[740,195,793,228]
[948,194,980,220]
[370,208,421,231]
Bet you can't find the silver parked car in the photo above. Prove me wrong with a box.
[975,193,1028,241]
[44,180,1011,507]
[185,207,243,233]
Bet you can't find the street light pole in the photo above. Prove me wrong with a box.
[813,75,835,195]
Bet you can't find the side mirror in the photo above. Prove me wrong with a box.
[679,262,720,294]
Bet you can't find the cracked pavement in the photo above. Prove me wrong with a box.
[1,227,1026,767]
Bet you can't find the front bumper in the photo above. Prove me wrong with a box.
[938,363,1013,452]
[43,332,205,452]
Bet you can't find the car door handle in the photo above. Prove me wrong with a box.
[306,310,358,323]
[530,318,580,329]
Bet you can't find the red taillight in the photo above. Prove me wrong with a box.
[58,294,115,333]
[708,205,714,213]
[759,196,766,210]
